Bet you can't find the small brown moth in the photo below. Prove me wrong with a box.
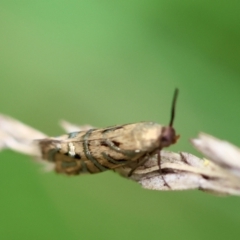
[38,89,179,176]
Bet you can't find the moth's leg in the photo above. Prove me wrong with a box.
[127,156,149,177]
[158,151,171,189]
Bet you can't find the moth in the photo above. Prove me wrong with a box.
[38,89,179,176]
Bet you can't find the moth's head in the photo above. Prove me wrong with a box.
[159,88,180,148]
[160,126,179,148]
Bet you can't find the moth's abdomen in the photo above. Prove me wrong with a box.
[37,129,136,175]
[38,139,83,175]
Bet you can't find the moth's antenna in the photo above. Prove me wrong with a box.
[169,88,179,127]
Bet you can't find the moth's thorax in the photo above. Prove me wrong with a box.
[129,122,163,151]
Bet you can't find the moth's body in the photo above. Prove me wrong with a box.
[38,122,175,175]
[38,89,179,176]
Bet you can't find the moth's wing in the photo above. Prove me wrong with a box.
[36,123,150,175]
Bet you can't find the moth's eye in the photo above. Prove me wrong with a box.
[161,136,169,142]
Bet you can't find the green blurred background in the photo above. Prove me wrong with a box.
[1,1,240,240]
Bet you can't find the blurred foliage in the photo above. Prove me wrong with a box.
[0,1,240,240]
